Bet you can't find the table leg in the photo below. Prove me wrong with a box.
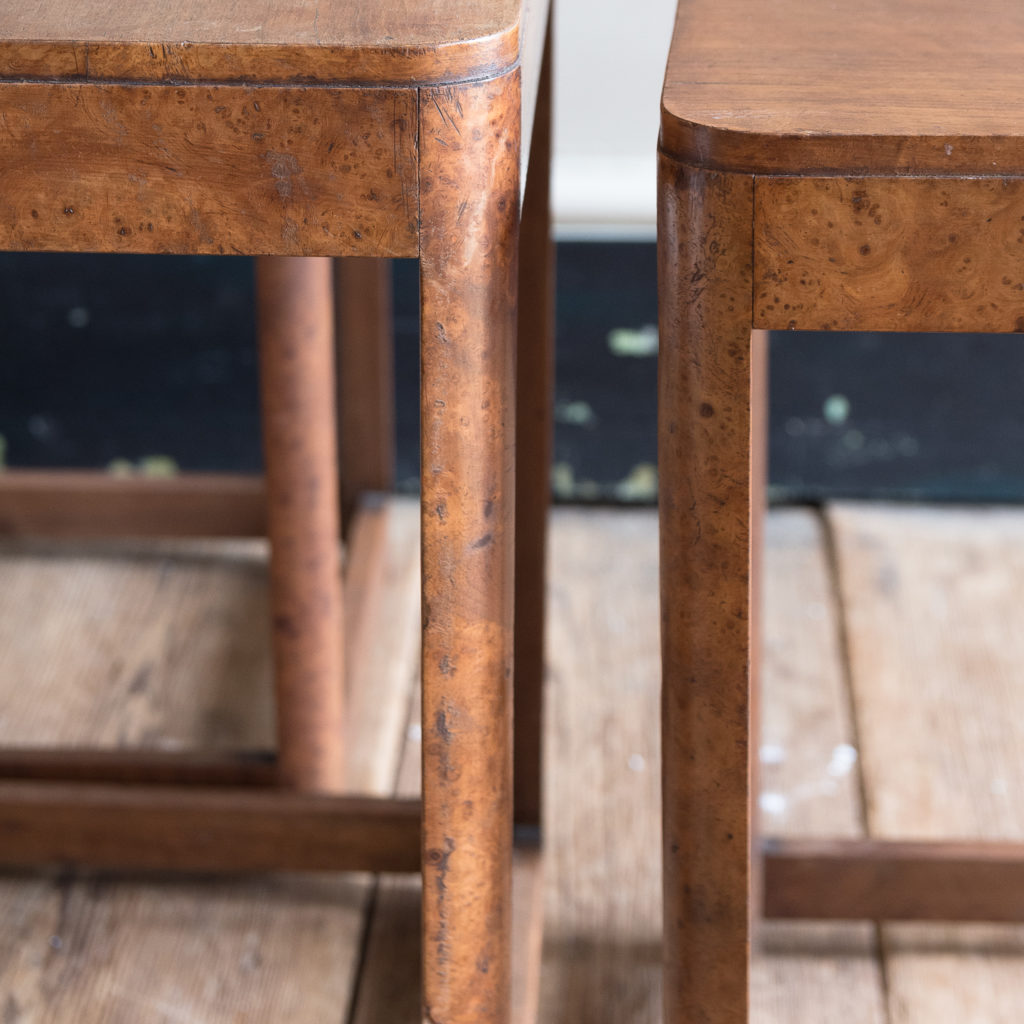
[658,157,756,1024]
[419,71,521,1024]
[256,256,346,793]
[514,14,555,835]
[335,257,395,524]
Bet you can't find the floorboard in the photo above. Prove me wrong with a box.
[540,508,662,1023]
[830,503,1024,1024]
[0,499,1021,1020]
[0,503,418,1023]
[755,509,887,1023]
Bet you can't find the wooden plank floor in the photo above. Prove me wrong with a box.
[1,498,1024,1020]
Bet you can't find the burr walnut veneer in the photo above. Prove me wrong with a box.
[0,2,553,1021]
[659,1,1024,1020]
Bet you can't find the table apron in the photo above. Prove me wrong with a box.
[0,81,419,257]
[754,176,1024,333]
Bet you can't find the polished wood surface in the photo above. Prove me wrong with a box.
[0,0,521,84]
[661,0,1024,173]
[659,157,756,1024]
[419,71,521,1024]
[755,177,1024,332]
[0,83,418,258]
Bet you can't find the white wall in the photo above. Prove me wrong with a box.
[552,0,677,239]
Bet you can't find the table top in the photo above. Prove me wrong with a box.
[661,0,1024,174]
[0,0,522,84]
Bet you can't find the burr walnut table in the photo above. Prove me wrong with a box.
[659,0,1024,1020]
[0,2,553,1021]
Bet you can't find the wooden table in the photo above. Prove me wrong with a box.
[658,1,1024,1020]
[0,3,553,1022]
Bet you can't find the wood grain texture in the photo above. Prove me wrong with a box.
[0,0,521,85]
[0,541,275,749]
[0,82,418,257]
[755,177,1024,333]
[18,502,1024,1017]
[829,503,1024,1023]
[658,155,755,1024]
[0,471,267,537]
[419,70,521,1024]
[661,0,1024,174]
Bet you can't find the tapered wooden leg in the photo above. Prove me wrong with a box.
[658,157,755,1024]
[256,256,346,793]
[514,14,554,835]
[419,71,521,1024]
[335,257,395,522]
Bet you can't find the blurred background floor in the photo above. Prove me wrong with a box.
[1,498,1023,1021]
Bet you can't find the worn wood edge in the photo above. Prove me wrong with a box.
[0,471,267,537]
[764,838,1024,921]
[0,782,421,873]
[0,30,523,88]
